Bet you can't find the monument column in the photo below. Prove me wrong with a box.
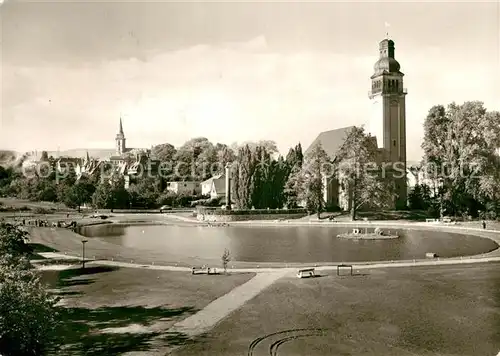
[225,163,231,210]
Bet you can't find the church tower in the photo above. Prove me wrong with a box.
[115,117,126,155]
[368,38,407,208]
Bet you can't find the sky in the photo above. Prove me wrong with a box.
[0,1,499,161]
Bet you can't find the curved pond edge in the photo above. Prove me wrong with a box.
[71,215,500,269]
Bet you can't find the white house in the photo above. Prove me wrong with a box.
[166,181,201,195]
[209,178,226,200]
[201,174,224,196]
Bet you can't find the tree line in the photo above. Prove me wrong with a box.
[410,101,500,219]
[1,100,499,219]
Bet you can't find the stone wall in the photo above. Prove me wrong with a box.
[197,212,306,222]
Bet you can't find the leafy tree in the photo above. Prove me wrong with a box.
[0,223,59,355]
[285,143,303,169]
[299,142,330,218]
[283,143,305,208]
[240,140,278,155]
[268,156,288,209]
[156,191,178,207]
[173,137,216,181]
[156,191,194,207]
[0,223,33,265]
[284,164,303,208]
[335,126,393,220]
[110,175,129,209]
[40,151,49,162]
[421,102,500,216]
[478,153,500,216]
[0,263,59,356]
[0,166,9,181]
[36,180,58,202]
[215,144,236,174]
[64,177,95,211]
[151,143,177,162]
[56,170,78,204]
[128,176,161,208]
[250,146,271,209]
[234,145,255,209]
[408,184,433,210]
[91,180,113,209]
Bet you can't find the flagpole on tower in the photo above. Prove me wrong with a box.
[384,22,391,39]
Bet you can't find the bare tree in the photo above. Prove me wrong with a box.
[221,248,231,274]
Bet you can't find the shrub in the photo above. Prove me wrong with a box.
[0,265,60,356]
[32,207,54,215]
[0,223,60,355]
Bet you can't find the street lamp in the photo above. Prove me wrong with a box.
[81,239,88,269]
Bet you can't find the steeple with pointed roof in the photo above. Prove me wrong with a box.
[115,116,127,155]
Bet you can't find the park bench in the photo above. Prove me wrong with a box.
[297,267,315,278]
[191,266,217,275]
[426,218,439,223]
[337,264,353,276]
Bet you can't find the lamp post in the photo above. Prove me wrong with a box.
[81,239,88,269]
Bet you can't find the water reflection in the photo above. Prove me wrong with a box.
[79,224,499,263]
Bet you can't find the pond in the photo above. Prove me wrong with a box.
[78,224,498,263]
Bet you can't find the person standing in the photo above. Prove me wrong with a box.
[482,220,486,229]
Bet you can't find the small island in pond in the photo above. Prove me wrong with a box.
[337,227,399,240]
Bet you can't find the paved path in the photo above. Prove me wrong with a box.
[168,269,289,337]
[37,251,500,274]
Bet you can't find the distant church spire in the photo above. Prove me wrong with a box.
[85,150,90,162]
[115,116,126,155]
[119,116,124,135]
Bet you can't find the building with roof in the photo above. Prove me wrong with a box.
[209,177,227,200]
[201,174,224,196]
[306,37,408,210]
[166,181,201,195]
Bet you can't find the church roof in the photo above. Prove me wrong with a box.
[305,126,356,160]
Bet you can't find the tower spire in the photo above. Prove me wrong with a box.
[119,116,124,135]
[116,115,126,155]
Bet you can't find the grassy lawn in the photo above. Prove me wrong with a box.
[0,197,70,212]
[40,266,255,355]
[171,263,500,356]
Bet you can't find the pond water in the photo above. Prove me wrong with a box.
[79,224,498,263]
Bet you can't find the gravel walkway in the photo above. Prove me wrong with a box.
[168,270,289,337]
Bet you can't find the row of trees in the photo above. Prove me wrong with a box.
[231,143,303,209]
[0,129,402,218]
[2,101,498,218]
